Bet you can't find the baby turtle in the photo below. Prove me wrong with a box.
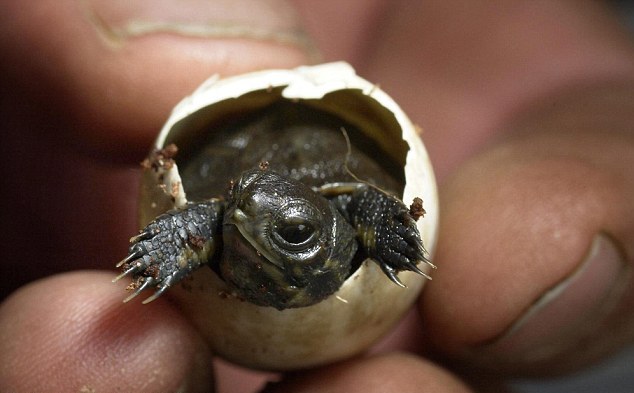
[113,63,438,370]
[115,100,432,310]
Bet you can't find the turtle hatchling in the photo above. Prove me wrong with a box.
[115,62,438,370]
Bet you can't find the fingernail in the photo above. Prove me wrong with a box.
[480,233,628,363]
[82,0,317,57]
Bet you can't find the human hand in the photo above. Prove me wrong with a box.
[1,1,634,392]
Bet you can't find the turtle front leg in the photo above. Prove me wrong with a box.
[114,199,224,303]
[319,183,434,286]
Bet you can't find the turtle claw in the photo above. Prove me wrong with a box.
[404,261,432,280]
[116,248,144,268]
[344,185,433,284]
[380,264,407,288]
[112,263,141,283]
[424,259,437,270]
[129,230,153,243]
[123,277,156,303]
[383,200,434,281]
[141,283,171,305]
[114,214,186,303]
[114,200,222,303]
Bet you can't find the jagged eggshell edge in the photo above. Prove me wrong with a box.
[137,62,438,371]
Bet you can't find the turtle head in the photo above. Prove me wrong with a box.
[221,169,357,309]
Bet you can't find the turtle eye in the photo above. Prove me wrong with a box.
[276,223,315,245]
[272,201,322,252]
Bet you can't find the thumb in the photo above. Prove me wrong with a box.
[422,82,634,376]
[0,0,313,158]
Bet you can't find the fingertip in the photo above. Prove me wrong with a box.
[0,271,214,393]
[264,353,472,393]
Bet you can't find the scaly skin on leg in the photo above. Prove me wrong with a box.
[114,199,224,304]
[320,183,434,286]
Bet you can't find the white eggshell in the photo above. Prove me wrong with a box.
[137,62,438,371]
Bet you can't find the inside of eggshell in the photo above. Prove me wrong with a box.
[162,87,411,196]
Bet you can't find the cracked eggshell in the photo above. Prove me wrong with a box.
[138,62,438,371]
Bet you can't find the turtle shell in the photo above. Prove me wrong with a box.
[137,62,438,370]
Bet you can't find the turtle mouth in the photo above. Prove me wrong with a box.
[226,207,285,271]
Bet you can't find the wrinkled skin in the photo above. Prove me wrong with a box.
[1,1,634,392]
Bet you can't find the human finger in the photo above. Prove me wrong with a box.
[0,271,214,393]
[357,0,634,180]
[0,0,313,157]
[423,83,634,376]
[264,352,473,393]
